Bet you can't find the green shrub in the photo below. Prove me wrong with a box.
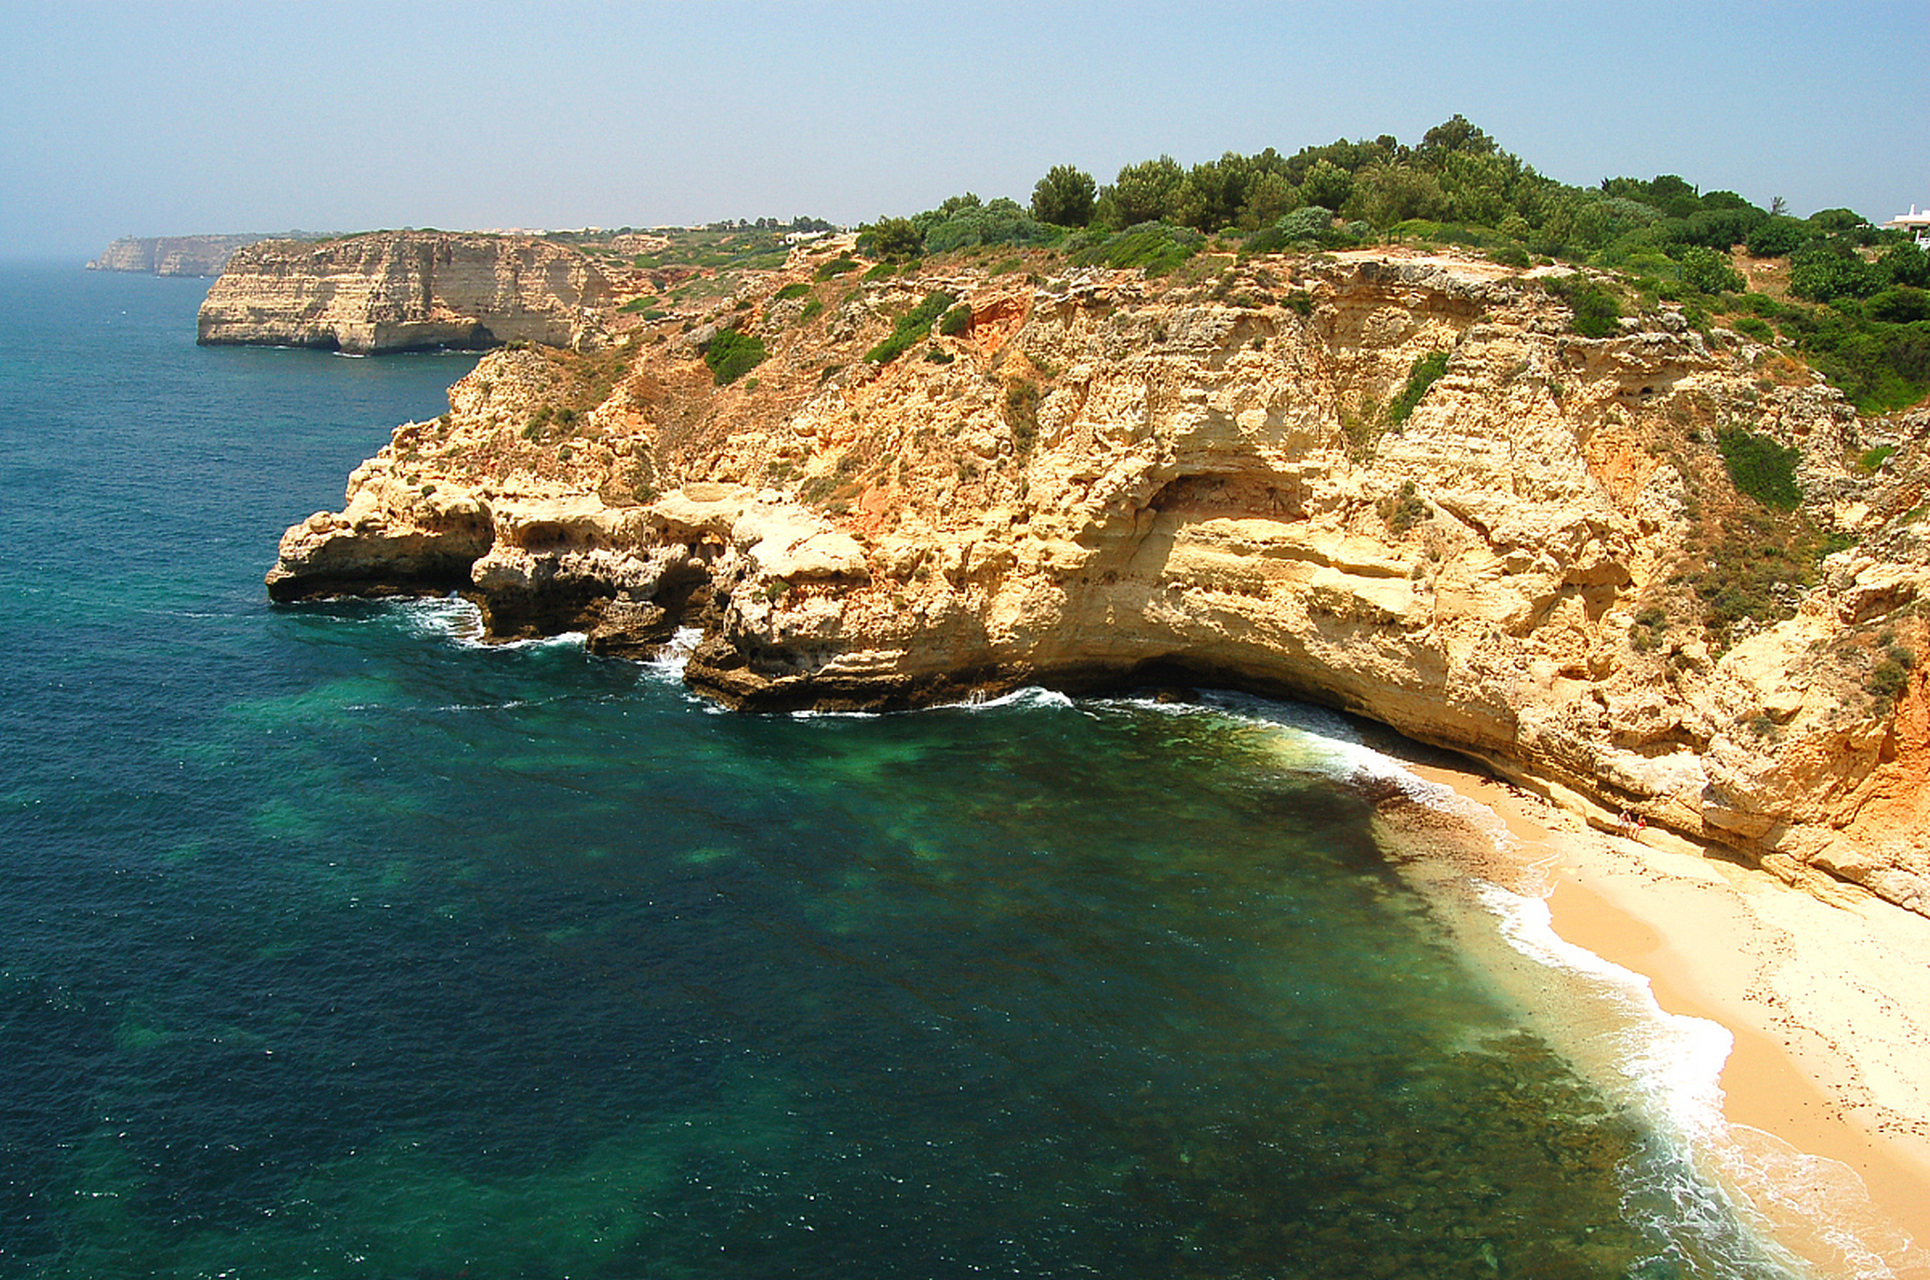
[1284,289,1314,316]
[618,295,659,313]
[1684,508,1846,641]
[1868,287,1930,323]
[1867,648,1914,701]
[1245,207,1371,255]
[1489,244,1531,268]
[1717,426,1802,510]
[865,291,957,364]
[1732,315,1774,342]
[798,297,824,324]
[1745,217,1808,258]
[1378,480,1428,533]
[1070,222,1205,275]
[1543,275,1622,338]
[1882,242,1930,288]
[938,304,973,336]
[1858,445,1896,473]
[923,347,954,364]
[1789,243,1883,303]
[703,328,767,385]
[773,282,812,301]
[920,196,1056,255]
[1388,350,1450,425]
[1629,603,1668,651]
[814,256,859,280]
[862,261,897,281]
[1678,246,1745,294]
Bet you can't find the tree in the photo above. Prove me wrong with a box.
[1238,171,1298,228]
[1030,165,1097,227]
[1416,113,1498,163]
[857,216,923,260]
[1109,156,1187,226]
[1180,152,1257,231]
[1351,163,1447,227]
[1300,158,1353,212]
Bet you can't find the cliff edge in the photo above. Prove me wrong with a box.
[265,240,1930,917]
[198,231,612,354]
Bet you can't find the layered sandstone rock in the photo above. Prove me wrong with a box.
[267,245,1930,916]
[87,234,271,277]
[199,231,611,353]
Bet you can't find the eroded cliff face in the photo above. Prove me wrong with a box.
[198,232,611,353]
[266,243,1930,916]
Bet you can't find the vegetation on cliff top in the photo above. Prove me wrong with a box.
[839,114,1925,412]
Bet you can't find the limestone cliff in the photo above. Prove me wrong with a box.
[266,241,1930,917]
[88,234,271,277]
[198,231,612,354]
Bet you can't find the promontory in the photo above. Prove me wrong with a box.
[249,213,1929,921]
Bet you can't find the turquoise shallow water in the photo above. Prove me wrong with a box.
[0,265,1795,1278]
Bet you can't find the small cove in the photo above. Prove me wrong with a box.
[0,264,1810,1278]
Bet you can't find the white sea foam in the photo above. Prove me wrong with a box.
[385,596,587,652]
[639,627,705,684]
[1480,882,1736,1147]
[939,686,1076,712]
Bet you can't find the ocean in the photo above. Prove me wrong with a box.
[0,264,1803,1278]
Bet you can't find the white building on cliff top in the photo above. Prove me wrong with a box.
[1886,206,1930,246]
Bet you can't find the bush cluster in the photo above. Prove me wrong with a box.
[865,291,958,364]
[1717,427,1803,510]
[858,195,1055,261]
[1388,351,1450,425]
[1541,276,1623,338]
[1867,648,1915,701]
[1068,222,1205,275]
[702,328,766,385]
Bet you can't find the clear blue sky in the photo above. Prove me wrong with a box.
[3,0,1925,260]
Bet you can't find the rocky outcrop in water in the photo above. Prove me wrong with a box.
[87,234,285,277]
[199,231,612,354]
[266,242,1930,917]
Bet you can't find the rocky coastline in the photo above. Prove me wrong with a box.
[259,236,1930,918]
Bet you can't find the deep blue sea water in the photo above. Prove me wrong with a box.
[0,265,1800,1278]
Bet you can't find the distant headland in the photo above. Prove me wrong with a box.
[86,232,328,278]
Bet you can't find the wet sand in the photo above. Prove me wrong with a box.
[1404,759,1930,1279]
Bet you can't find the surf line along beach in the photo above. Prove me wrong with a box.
[1386,750,1930,1279]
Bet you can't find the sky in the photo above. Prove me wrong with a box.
[2,0,1926,260]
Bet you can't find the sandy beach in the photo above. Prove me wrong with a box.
[1396,757,1930,1279]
